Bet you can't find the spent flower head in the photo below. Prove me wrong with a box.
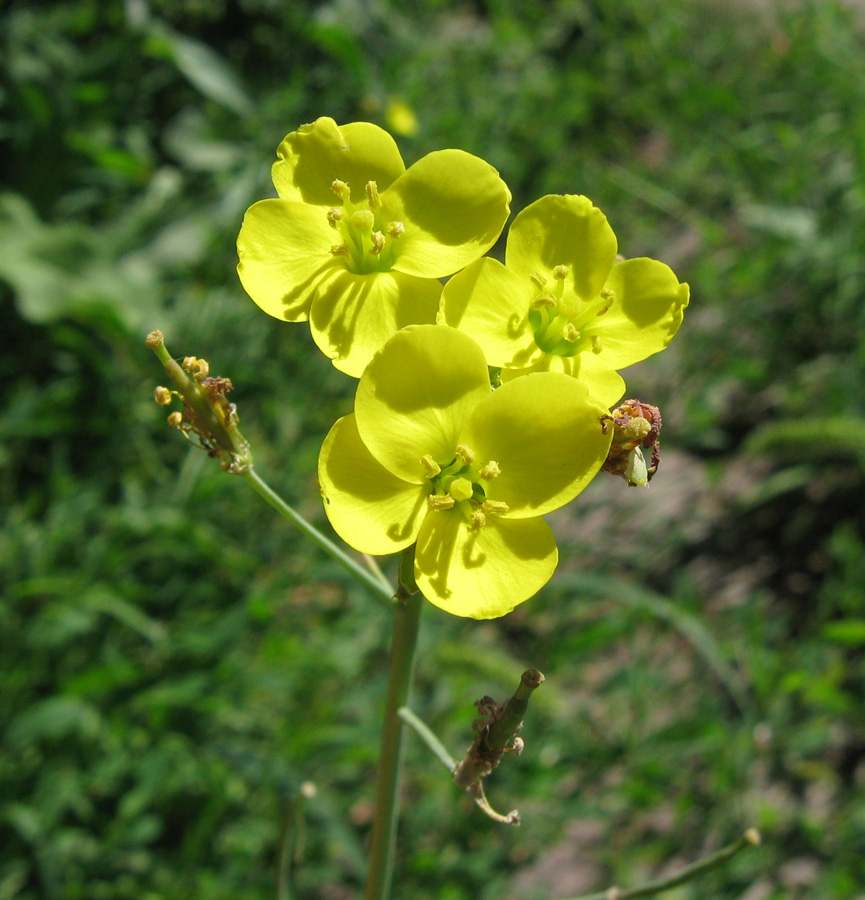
[237,117,511,377]
[318,325,612,618]
[601,399,662,487]
[439,194,689,406]
[146,330,252,474]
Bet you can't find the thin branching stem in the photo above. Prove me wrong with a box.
[397,706,456,772]
[241,468,396,606]
[565,829,761,900]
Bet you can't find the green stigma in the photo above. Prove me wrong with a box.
[422,446,505,530]
[527,266,616,358]
[325,179,405,274]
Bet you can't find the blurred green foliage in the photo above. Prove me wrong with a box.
[2,0,864,898]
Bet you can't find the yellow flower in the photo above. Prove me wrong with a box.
[439,194,690,406]
[318,325,612,618]
[237,117,511,377]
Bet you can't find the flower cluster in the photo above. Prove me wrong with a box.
[238,118,689,618]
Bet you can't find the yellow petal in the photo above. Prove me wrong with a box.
[236,198,337,322]
[272,117,406,206]
[499,349,626,408]
[415,513,557,619]
[595,258,690,368]
[506,195,617,302]
[464,372,612,518]
[319,414,427,554]
[381,150,511,278]
[437,257,537,368]
[355,325,491,484]
[308,269,442,378]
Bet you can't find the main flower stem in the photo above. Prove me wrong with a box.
[241,468,395,606]
[364,550,423,900]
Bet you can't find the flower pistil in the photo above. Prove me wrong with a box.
[326,178,405,273]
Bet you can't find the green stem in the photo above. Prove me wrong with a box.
[397,706,456,772]
[241,468,395,606]
[364,563,424,900]
[566,829,761,900]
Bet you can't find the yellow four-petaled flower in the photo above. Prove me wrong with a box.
[439,194,690,406]
[318,325,612,619]
[237,117,512,377]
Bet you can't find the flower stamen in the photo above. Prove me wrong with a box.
[331,179,351,201]
[479,460,501,480]
[455,444,475,466]
[429,494,456,511]
[421,454,441,477]
[365,180,382,210]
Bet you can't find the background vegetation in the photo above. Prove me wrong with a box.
[2,0,864,898]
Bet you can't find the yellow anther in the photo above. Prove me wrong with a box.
[563,323,581,343]
[351,209,375,232]
[596,288,615,316]
[420,454,441,478]
[479,460,501,479]
[455,444,475,465]
[330,243,351,257]
[482,500,509,516]
[365,180,382,209]
[182,356,209,378]
[387,220,405,239]
[370,231,386,254]
[428,494,455,511]
[167,411,183,428]
[154,386,172,406]
[532,294,557,310]
[553,264,569,280]
[530,272,547,288]
[326,207,343,228]
[449,477,474,502]
[624,417,652,440]
[470,510,486,532]
[591,335,603,354]
[330,179,351,201]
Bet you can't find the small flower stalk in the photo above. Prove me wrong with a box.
[146,330,252,474]
[601,399,662,487]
